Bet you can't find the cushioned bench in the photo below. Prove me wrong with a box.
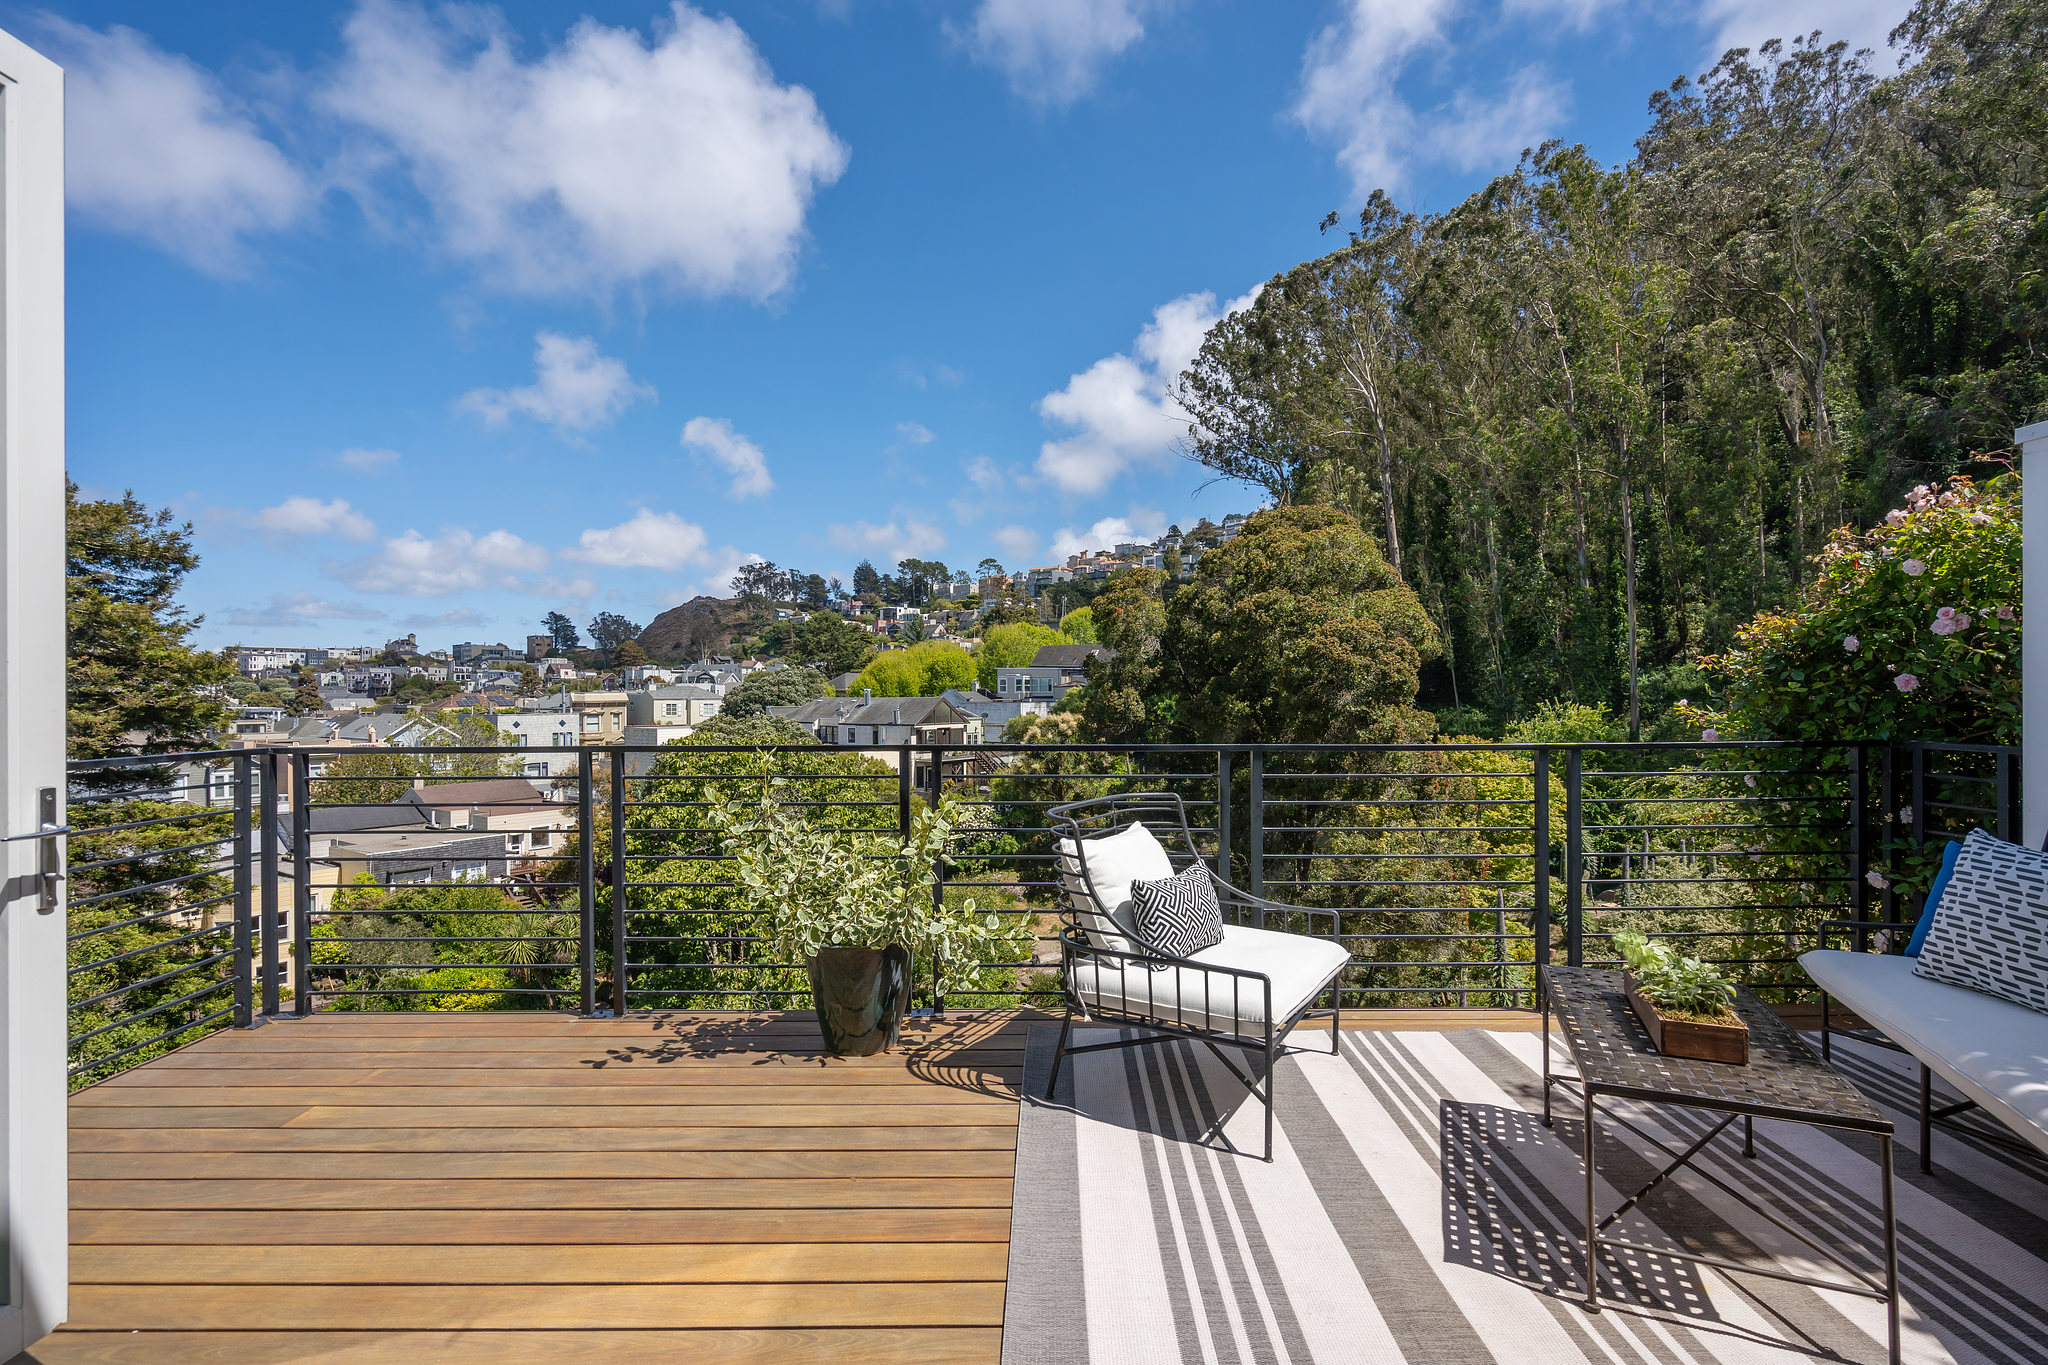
[1801,947,2048,1167]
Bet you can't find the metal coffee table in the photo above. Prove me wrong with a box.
[1540,966,1900,1364]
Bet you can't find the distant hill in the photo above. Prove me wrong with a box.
[637,596,772,662]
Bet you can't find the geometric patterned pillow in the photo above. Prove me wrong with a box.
[1911,827,2048,1015]
[1130,864,1225,966]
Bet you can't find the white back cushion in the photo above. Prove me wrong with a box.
[1056,821,1174,955]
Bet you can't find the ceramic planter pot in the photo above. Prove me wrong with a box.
[807,944,913,1056]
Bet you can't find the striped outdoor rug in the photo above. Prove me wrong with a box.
[1001,1024,2048,1365]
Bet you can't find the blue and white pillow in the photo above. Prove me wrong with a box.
[1911,828,2048,1015]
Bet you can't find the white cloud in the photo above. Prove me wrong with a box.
[338,447,402,473]
[53,19,309,273]
[1049,510,1164,559]
[321,0,849,300]
[1695,0,1913,61]
[826,519,948,566]
[1428,66,1573,174]
[226,592,384,628]
[680,417,774,499]
[688,546,768,599]
[964,0,1161,107]
[399,607,491,629]
[249,496,378,542]
[992,525,1040,563]
[562,509,712,571]
[341,526,555,596]
[1034,288,1256,495]
[896,421,937,445]
[460,332,654,436]
[1293,1,1569,195]
[950,455,1017,523]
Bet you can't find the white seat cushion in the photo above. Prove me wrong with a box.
[1801,949,2048,1156]
[1069,924,1350,1035]
[1056,822,1173,955]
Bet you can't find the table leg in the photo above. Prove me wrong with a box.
[1743,1115,1755,1159]
[1542,998,1553,1128]
[1881,1134,1900,1365]
[1583,1087,1600,1312]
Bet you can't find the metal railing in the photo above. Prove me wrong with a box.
[63,737,2020,1085]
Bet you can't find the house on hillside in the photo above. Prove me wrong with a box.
[994,644,1112,703]
[627,684,722,730]
[940,688,1049,733]
[768,694,980,789]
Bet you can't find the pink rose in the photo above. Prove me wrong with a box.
[1932,619,1956,636]
[1999,604,2015,620]
[1954,614,1972,630]
[1885,510,1907,527]
[1866,870,1889,890]
[1701,728,1719,742]
[1902,559,1927,577]
[1843,635,1860,652]
[1895,673,1919,692]
[1936,606,1957,621]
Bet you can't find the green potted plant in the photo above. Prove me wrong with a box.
[1611,929,1748,1064]
[712,774,1007,1055]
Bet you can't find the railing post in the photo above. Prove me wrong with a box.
[897,746,913,838]
[232,751,254,1028]
[1849,743,1868,949]
[1214,749,1232,882]
[259,751,280,1011]
[609,749,628,1017]
[1248,747,1266,924]
[1996,747,2014,844]
[1563,748,1582,968]
[577,751,596,1016]
[289,752,312,1016]
[927,745,944,1016]
[1532,746,1550,1004]
[1880,743,1897,926]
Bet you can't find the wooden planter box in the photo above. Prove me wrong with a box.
[1624,972,1749,1065]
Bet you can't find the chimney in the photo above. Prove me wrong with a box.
[863,689,872,702]
[893,708,901,725]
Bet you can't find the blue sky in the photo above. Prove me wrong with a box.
[31,0,1910,650]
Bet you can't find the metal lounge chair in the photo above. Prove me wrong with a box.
[1043,791,1352,1161]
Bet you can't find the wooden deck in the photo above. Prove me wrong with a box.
[39,1007,1540,1364]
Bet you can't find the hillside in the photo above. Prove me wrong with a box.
[636,596,773,662]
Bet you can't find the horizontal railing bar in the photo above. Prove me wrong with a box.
[69,921,232,975]
[69,889,239,941]
[69,1005,239,1075]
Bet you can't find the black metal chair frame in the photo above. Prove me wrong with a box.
[1043,791,1349,1162]
[1812,917,2048,1176]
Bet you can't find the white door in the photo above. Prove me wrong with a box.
[0,25,67,1356]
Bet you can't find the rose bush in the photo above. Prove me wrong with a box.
[1689,472,2020,745]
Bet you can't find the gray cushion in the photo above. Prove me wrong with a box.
[1069,924,1349,1035]
[1912,828,2048,1015]
[1802,948,2048,1156]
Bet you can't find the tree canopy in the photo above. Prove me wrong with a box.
[66,483,232,760]
[721,667,832,719]
[851,642,975,697]
[1173,2,2045,738]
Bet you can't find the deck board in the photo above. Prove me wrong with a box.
[47,1006,1540,1362]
